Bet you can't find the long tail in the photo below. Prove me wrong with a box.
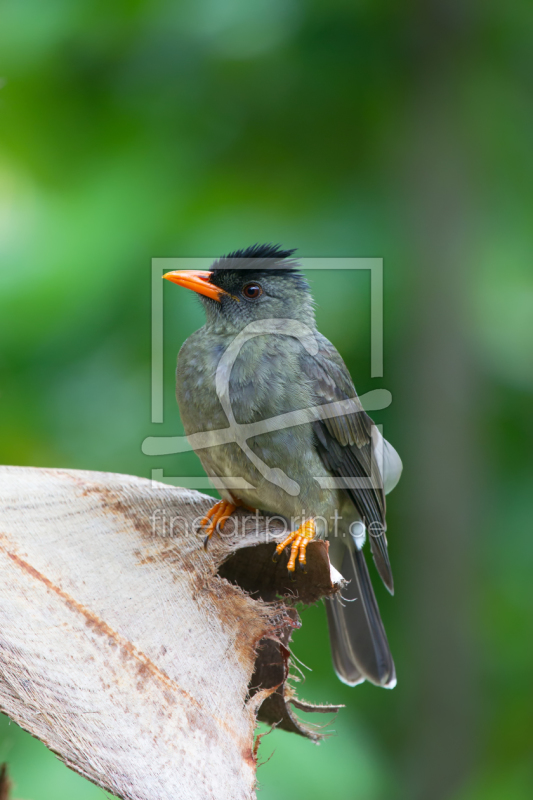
[325,544,396,688]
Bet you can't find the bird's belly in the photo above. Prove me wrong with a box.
[177,334,355,533]
[197,424,341,526]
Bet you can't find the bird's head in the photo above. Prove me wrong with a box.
[163,244,315,333]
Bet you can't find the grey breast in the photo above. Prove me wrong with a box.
[176,329,337,520]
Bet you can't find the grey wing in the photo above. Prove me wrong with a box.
[299,333,395,593]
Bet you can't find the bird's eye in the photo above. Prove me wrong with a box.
[242,282,263,299]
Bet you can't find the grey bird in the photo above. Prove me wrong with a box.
[164,244,402,688]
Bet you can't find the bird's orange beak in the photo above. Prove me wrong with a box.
[162,270,226,302]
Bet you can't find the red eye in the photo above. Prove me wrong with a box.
[242,282,263,299]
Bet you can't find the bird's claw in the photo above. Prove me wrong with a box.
[274,519,316,574]
[200,499,237,545]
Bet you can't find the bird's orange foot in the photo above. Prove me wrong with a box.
[273,519,316,573]
[200,498,256,547]
[201,499,237,547]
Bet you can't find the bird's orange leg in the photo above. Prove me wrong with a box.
[201,497,256,548]
[273,519,316,572]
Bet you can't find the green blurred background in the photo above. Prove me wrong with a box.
[1,1,532,798]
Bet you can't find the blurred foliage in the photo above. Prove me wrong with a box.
[1,0,532,799]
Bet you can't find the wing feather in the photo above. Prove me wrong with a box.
[300,333,394,593]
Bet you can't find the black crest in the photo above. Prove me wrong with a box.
[209,243,307,289]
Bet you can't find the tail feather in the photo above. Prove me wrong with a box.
[325,595,365,687]
[326,545,396,688]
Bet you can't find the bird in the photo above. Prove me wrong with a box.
[163,243,402,688]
